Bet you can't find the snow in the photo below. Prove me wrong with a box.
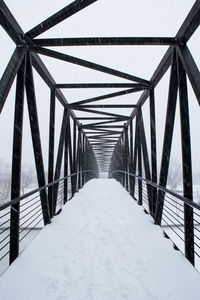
[0,179,200,300]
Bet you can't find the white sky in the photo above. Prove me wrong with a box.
[0,0,199,178]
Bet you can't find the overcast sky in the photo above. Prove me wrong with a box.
[0,0,199,177]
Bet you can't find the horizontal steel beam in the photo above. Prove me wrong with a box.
[85,130,121,133]
[84,125,124,128]
[56,83,146,89]
[34,37,176,46]
[71,104,137,108]
[77,117,117,120]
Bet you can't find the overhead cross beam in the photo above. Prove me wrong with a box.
[70,104,137,109]
[34,37,177,47]
[56,83,145,89]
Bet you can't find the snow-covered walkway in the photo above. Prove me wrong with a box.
[0,179,200,300]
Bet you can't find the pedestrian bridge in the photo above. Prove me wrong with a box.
[0,0,200,298]
[1,179,200,300]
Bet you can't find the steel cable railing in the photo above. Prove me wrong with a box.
[110,170,200,271]
[0,170,97,275]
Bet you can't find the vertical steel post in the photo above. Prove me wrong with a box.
[76,128,81,190]
[149,88,157,217]
[177,55,194,265]
[10,57,26,264]
[72,120,77,195]
[132,121,138,199]
[124,127,129,191]
[129,120,134,196]
[64,117,69,204]
[25,53,50,225]
[53,108,69,214]
[48,89,55,218]
[68,120,73,195]
[137,113,142,205]
[155,51,178,225]
[82,134,85,185]
[139,111,153,214]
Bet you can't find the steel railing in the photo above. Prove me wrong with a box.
[110,170,200,271]
[0,170,98,275]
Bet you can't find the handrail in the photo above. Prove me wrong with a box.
[110,170,200,211]
[0,170,98,211]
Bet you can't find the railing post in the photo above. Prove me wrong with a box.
[10,57,26,264]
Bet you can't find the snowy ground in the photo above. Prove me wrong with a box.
[0,179,200,300]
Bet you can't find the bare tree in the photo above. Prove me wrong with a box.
[0,161,36,205]
[0,160,10,205]
[167,160,182,191]
[21,165,36,193]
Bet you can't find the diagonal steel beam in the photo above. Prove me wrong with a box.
[124,0,200,129]
[25,53,50,225]
[82,119,127,126]
[176,0,200,44]
[0,0,23,44]
[32,47,150,85]
[69,88,143,106]
[72,107,129,118]
[0,47,26,113]
[25,0,97,39]
[176,45,200,105]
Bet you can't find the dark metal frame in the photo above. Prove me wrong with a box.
[0,0,199,268]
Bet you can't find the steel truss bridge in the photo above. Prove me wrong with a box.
[0,0,200,272]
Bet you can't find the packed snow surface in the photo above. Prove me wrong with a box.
[0,179,200,300]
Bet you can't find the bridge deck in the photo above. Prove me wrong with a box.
[0,179,200,300]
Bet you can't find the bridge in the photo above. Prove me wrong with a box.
[0,0,200,298]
